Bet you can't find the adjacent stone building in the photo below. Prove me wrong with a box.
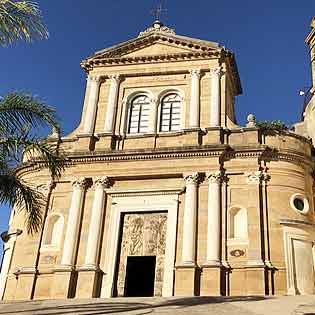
[1,19,315,300]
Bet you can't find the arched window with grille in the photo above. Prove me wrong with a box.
[128,95,151,134]
[159,93,182,132]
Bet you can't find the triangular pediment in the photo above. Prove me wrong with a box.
[85,29,221,62]
[117,42,202,57]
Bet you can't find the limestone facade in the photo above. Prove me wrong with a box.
[1,20,315,300]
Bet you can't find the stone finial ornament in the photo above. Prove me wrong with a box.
[138,20,176,37]
[246,114,257,128]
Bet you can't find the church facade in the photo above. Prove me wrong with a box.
[1,19,315,300]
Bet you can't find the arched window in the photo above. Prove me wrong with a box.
[229,207,248,240]
[160,93,182,132]
[128,95,151,134]
[43,214,63,247]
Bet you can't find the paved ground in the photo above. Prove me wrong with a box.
[0,296,315,315]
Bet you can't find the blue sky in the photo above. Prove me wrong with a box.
[0,0,315,254]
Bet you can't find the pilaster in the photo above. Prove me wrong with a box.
[76,177,111,298]
[200,170,225,296]
[181,172,200,265]
[243,170,267,295]
[209,67,222,127]
[53,178,87,298]
[189,69,201,128]
[83,75,101,134]
[175,172,200,296]
[104,74,121,133]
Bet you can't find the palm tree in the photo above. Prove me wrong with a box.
[0,92,64,234]
[0,2,59,234]
[0,0,48,46]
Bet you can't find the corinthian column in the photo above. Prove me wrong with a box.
[189,69,201,128]
[83,75,101,134]
[206,170,224,265]
[61,178,87,267]
[210,67,222,127]
[104,74,121,133]
[84,177,111,267]
[182,172,200,265]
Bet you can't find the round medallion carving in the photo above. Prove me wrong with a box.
[230,249,245,257]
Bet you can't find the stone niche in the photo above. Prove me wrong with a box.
[116,212,167,296]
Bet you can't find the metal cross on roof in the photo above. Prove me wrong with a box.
[151,0,167,21]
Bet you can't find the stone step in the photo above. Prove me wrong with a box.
[0,296,314,315]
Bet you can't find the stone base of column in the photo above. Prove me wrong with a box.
[174,265,198,296]
[200,265,222,296]
[52,267,73,299]
[95,133,114,150]
[229,266,266,296]
[181,128,201,146]
[2,275,17,300]
[76,266,102,298]
[77,134,98,151]
[203,127,223,145]
[14,273,35,300]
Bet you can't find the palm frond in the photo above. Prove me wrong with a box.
[24,139,65,180]
[0,172,44,234]
[0,0,48,46]
[0,92,60,134]
[0,134,65,179]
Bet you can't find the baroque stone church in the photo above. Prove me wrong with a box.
[1,18,315,300]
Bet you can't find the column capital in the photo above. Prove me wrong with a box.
[190,68,201,78]
[94,176,111,189]
[36,180,55,194]
[206,170,226,184]
[184,172,200,185]
[87,75,101,83]
[72,177,87,189]
[108,73,122,83]
[210,66,223,77]
[245,171,270,185]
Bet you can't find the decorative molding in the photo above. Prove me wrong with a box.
[189,69,201,78]
[82,51,220,69]
[94,176,111,189]
[108,74,121,83]
[87,75,101,83]
[101,194,178,297]
[138,21,176,37]
[210,66,223,77]
[245,171,262,184]
[107,187,184,198]
[36,181,55,194]
[72,177,87,190]
[16,145,314,177]
[245,171,270,185]
[280,219,315,227]
[206,170,226,184]
[183,172,200,185]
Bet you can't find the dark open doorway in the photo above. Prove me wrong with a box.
[124,256,156,297]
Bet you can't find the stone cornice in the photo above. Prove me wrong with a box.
[82,51,220,70]
[15,144,314,178]
[108,187,184,197]
[280,219,315,227]
[85,33,220,61]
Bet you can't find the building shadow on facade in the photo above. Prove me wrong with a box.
[0,296,270,314]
